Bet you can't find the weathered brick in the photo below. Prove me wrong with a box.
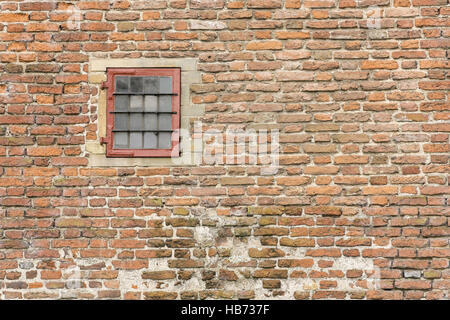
[0,0,446,301]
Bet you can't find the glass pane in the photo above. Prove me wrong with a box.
[158,132,172,149]
[144,114,157,130]
[114,132,128,148]
[114,114,128,130]
[130,77,143,93]
[158,114,172,130]
[144,77,159,94]
[115,76,129,93]
[144,95,157,112]
[159,96,172,112]
[129,132,142,149]
[115,95,129,111]
[144,132,157,149]
[130,114,143,130]
[130,95,143,110]
[159,77,172,94]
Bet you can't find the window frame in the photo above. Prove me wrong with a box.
[102,68,181,158]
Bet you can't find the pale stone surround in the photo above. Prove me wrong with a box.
[87,58,204,166]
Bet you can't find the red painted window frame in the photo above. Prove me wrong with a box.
[102,68,181,158]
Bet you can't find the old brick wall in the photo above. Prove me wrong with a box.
[0,0,449,300]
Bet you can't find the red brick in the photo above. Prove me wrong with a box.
[0,0,446,300]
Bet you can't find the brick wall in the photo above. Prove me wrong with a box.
[0,0,449,300]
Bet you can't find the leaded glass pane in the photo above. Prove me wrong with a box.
[130,114,143,130]
[129,132,142,149]
[130,77,143,93]
[159,95,172,112]
[144,114,157,130]
[144,132,157,149]
[158,114,172,130]
[144,77,159,94]
[114,114,128,130]
[114,132,128,148]
[158,132,172,149]
[144,95,157,112]
[115,76,128,93]
[130,95,143,110]
[115,95,129,111]
[159,77,172,94]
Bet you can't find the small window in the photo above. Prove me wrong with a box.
[101,68,180,157]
